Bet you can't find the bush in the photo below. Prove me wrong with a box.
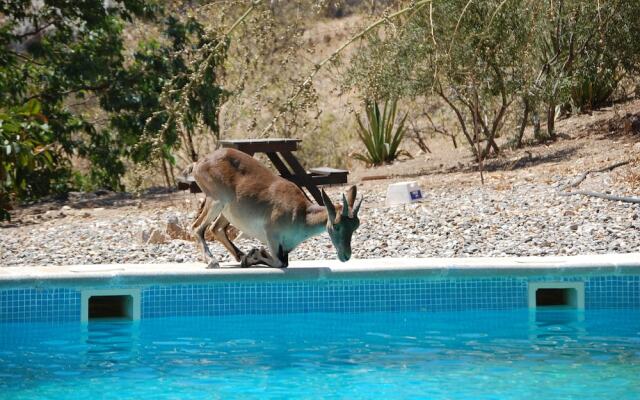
[1,100,68,220]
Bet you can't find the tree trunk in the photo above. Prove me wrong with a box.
[161,158,171,188]
[185,128,198,162]
[473,91,484,185]
[547,103,556,139]
[168,163,176,187]
[483,136,500,157]
[437,90,478,158]
[516,98,530,148]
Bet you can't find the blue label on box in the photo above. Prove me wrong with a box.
[410,190,423,200]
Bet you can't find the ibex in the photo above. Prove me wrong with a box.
[188,148,362,268]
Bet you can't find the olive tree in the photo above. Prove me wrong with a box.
[346,0,535,159]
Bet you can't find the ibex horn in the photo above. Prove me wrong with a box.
[321,189,336,222]
[353,196,363,216]
[342,193,350,217]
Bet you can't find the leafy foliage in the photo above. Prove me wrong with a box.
[346,0,640,155]
[0,99,63,220]
[102,15,229,166]
[0,1,229,220]
[353,99,410,166]
[347,0,535,158]
[0,0,159,219]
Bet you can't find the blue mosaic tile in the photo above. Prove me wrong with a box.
[0,288,80,323]
[1,274,639,322]
[140,277,531,318]
[585,275,640,309]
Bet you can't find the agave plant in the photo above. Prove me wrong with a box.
[353,99,411,166]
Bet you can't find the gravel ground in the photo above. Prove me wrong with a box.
[2,175,639,267]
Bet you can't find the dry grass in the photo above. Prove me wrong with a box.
[615,155,640,192]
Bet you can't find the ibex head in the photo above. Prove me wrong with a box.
[321,185,363,262]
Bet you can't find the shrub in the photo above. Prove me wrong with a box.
[353,99,410,166]
[1,100,69,220]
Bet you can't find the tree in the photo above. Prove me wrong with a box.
[528,0,640,138]
[346,0,535,159]
[346,0,640,155]
[0,0,230,219]
[101,15,229,186]
[0,0,158,219]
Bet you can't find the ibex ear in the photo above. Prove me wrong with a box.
[346,185,357,208]
[321,189,337,223]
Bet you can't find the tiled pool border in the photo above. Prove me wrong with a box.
[1,254,639,322]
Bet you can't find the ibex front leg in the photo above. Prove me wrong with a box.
[241,237,288,268]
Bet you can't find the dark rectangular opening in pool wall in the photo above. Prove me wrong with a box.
[535,288,577,308]
[88,295,133,320]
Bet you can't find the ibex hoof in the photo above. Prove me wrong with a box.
[241,248,263,268]
[206,260,220,269]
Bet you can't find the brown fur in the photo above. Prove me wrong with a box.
[190,148,361,268]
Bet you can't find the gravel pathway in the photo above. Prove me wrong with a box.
[2,179,639,267]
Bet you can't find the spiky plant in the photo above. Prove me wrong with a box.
[353,99,411,166]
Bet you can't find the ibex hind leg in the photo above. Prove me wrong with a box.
[210,214,244,262]
[192,197,224,269]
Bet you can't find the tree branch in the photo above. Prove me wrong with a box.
[259,0,433,138]
[13,21,54,40]
[557,160,640,204]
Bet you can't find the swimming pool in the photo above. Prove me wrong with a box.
[1,254,639,399]
[1,310,639,399]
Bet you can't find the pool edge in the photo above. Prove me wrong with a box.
[1,253,639,288]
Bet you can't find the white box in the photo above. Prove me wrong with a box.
[385,181,423,206]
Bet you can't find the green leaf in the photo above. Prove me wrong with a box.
[22,99,42,116]
[354,98,407,166]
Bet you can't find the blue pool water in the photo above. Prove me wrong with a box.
[0,310,639,399]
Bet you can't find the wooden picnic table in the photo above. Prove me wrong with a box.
[178,138,348,206]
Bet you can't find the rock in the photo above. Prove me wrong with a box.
[138,230,150,244]
[147,228,169,245]
[43,210,64,219]
[166,218,191,240]
[3,173,640,267]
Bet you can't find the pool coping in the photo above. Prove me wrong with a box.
[1,253,639,288]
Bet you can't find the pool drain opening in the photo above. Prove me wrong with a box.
[81,289,141,322]
[536,288,576,307]
[89,295,133,320]
[528,282,584,310]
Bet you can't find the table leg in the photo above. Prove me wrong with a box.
[267,152,312,202]
[280,151,324,205]
[266,153,294,180]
